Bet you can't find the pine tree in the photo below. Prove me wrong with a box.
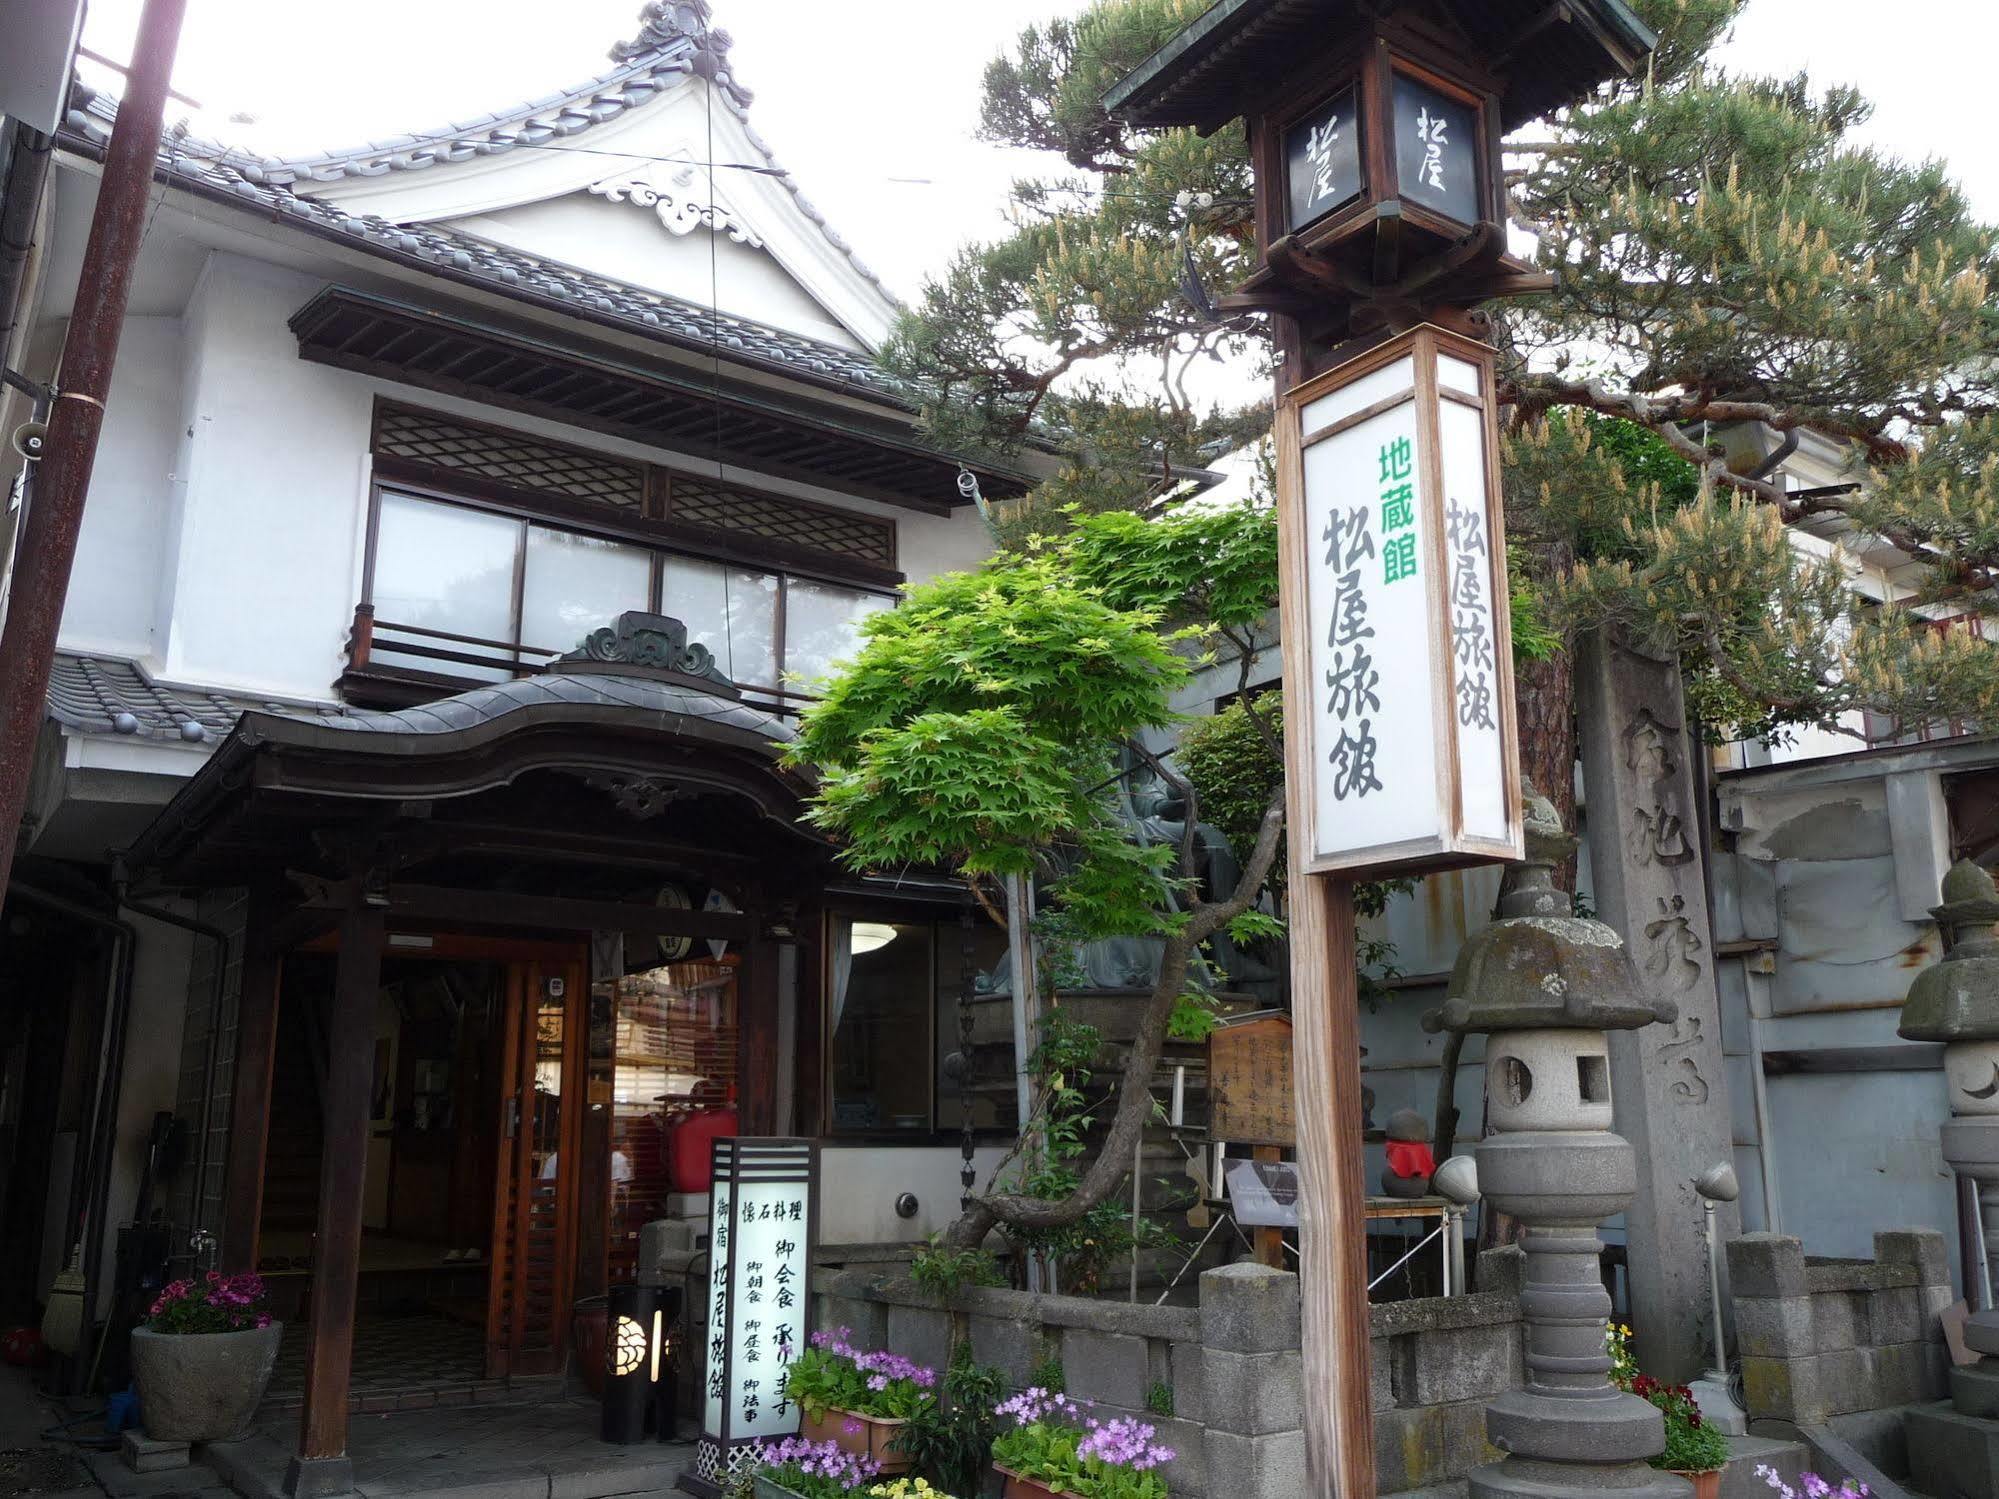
[843,0,1999,1250]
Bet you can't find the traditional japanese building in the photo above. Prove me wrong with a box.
[0,3,1039,1477]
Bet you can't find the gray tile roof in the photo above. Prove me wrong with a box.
[47,651,794,752]
[309,670,795,747]
[57,3,898,398]
[46,652,337,746]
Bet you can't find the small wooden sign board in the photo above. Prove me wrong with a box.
[1209,1010,1296,1147]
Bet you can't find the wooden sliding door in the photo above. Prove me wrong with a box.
[485,953,588,1377]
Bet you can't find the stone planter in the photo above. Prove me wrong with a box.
[130,1322,282,1442]
[994,1467,1062,1499]
[1669,1470,1721,1499]
[800,1407,911,1474]
[753,1479,809,1499]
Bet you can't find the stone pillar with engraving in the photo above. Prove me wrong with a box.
[1900,860,1999,1497]
[1576,632,1740,1381]
[1431,790,1687,1499]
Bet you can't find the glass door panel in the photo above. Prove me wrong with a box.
[604,956,741,1285]
[486,955,587,1378]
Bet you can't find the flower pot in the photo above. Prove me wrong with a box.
[1670,1471,1722,1499]
[753,1478,809,1499]
[130,1322,283,1443]
[800,1406,911,1474]
[994,1465,1061,1499]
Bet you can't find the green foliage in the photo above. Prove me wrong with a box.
[1143,1381,1174,1418]
[892,0,1999,757]
[890,1344,1008,1496]
[781,1342,938,1425]
[996,1010,1181,1291]
[1030,1354,1067,1394]
[908,1240,1007,1298]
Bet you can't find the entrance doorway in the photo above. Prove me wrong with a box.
[260,937,593,1398]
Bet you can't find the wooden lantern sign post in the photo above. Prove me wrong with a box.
[1105,4,1655,1494]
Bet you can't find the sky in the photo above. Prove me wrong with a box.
[71,0,1999,307]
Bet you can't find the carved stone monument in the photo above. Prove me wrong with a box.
[1576,632,1739,1381]
[1900,860,1999,1497]
[1430,791,1687,1498]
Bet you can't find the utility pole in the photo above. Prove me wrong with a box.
[0,0,186,880]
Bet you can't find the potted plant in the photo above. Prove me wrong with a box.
[745,1435,879,1499]
[867,1482,960,1499]
[129,1271,281,1442]
[1633,1376,1729,1497]
[990,1389,1174,1499]
[887,1345,1005,1497]
[1606,1325,1729,1497]
[784,1330,938,1476]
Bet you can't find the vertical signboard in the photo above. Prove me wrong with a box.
[689,1138,818,1497]
[1279,324,1521,877]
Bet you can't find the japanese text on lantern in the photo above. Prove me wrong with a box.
[702,1180,733,1433]
[1301,376,1439,864]
[729,1186,809,1435]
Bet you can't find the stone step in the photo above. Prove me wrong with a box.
[1721,1434,1808,1498]
[1903,1401,1999,1499]
[1952,1361,1999,1419]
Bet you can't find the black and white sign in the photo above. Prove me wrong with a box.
[1392,74,1479,226]
[694,1138,818,1492]
[1284,86,1363,231]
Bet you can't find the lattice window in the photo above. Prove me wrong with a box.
[374,405,645,510]
[669,475,895,567]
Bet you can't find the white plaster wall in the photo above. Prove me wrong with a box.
[56,316,183,662]
[819,1144,1009,1244]
[62,244,986,705]
[157,252,374,698]
[449,193,862,351]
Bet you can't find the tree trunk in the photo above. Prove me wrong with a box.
[1514,540,1578,890]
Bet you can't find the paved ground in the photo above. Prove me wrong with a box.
[3,1368,688,1499]
[207,1400,692,1499]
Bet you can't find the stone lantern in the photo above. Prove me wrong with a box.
[1427,789,1686,1498]
[1899,860,1999,1413]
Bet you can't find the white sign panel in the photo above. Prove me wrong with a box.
[1438,384,1509,844]
[725,1177,811,1437]
[1302,399,1440,859]
[696,1138,818,1490]
[1286,327,1520,875]
[702,1170,733,1435]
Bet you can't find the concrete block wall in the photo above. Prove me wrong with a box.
[813,1246,1526,1498]
[1726,1229,1952,1430]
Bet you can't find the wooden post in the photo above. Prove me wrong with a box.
[1275,339,1379,1497]
[1251,1145,1285,1269]
[221,890,283,1270]
[1288,876,1378,1494]
[739,931,779,1137]
[286,902,383,1499]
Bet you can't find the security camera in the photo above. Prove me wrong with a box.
[11,420,47,461]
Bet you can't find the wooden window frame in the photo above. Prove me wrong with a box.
[358,480,898,697]
[370,398,901,588]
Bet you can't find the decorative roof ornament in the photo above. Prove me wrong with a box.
[611,1,744,100]
[587,161,765,247]
[555,611,739,697]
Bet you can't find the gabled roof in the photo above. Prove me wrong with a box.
[55,2,902,401]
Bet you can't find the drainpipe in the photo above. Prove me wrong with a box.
[5,880,135,1394]
[116,881,230,1261]
[0,122,54,370]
